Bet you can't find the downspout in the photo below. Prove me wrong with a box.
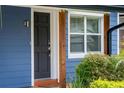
[107,22,124,55]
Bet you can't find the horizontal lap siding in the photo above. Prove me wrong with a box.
[110,12,118,55]
[0,6,31,87]
[66,13,81,82]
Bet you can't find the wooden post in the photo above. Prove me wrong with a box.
[104,14,110,54]
[59,10,66,88]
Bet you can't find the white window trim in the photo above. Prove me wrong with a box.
[117,13,120,55]
[68,11,104,59]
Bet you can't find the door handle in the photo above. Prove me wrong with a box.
[48,41,50,50]
[48,47,50,50]
[48,47,51,57]
[48,41,51,57]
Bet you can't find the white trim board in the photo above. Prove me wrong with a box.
[31,8,34,86]
[31,8,59,86]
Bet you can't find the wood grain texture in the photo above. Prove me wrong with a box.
[59,10,66,88]
[104,14,110,54]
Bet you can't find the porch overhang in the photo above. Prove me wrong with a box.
[45,5,124,12]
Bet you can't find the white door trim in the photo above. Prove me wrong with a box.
[31,8,59,86]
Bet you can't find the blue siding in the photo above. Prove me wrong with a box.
[110,12,118,55]
[0,6,31,87]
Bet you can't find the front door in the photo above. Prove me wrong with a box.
[34,12,50,79]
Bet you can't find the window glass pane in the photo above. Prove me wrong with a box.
[70,35,84,52]
[87,17,100,33]
[70,17,84,33]
[87,35,101,51]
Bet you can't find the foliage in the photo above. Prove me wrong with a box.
[119,49,124,57]
[90,79,124,88]
[109,55,124,80]
[76,54,115,87]
[75,53,124,88]
[115,60,124,80]
[66,53,124,88]
[68,77,83,88]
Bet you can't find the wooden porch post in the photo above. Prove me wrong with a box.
[104,14,110,54]
[59,10,66,88]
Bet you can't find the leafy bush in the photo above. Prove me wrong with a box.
[76,54,116,87]
[107,55,122,80]
[109,55,124,80]
[119,49,124,57]
[74,53,124,88]
[68,77,83,88]
[90,79,124,88]
[76,54,124,87]
[115,60,124,80]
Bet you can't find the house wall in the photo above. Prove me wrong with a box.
[0,6,31,87]
[66,12,118,82]
[110,12,118,54]
[0,6,119,87]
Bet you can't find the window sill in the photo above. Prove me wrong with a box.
[68,52,103,59]
[68,53,86,59]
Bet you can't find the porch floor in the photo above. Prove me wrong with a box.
[34,79,59,88]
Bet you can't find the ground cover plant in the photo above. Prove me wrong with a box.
[70,54,124,88]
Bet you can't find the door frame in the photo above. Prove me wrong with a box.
[31,8,59,86]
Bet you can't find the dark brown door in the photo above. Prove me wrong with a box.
[34,12,50,79]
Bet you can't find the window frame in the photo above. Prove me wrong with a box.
[68,11,104,58]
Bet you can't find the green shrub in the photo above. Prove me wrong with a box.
[109,55,124,80]
[76,54,114,87]
[119,49,124,57]
[68,77,83,88]
[115,60,124,80]
[76,54,115,87]
[75,53,124,88]
[107,55,121,80]
[90,79,124,88]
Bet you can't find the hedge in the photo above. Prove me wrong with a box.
[90,79,124,88]
[76,54,116,87]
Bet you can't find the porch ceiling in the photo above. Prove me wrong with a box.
[43,5,124,12]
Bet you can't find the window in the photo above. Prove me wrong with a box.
[68,11,104,58]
